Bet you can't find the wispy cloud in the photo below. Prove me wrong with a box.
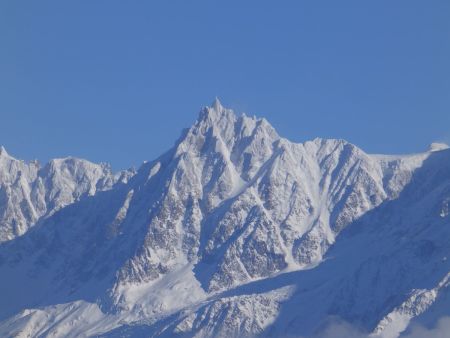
[264,316,450,338]
[400,317,450,338]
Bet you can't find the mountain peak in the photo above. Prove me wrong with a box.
[207,96,226,120]
[197,98,236,125]
[211,96,223,111]
[0,145,9,157]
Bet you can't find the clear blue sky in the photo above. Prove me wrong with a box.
[1,1,449,170]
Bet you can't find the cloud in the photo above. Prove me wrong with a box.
[309,316,368,338]
[260,316,450,338]
[266,317,368,338]
[400,317,450,338]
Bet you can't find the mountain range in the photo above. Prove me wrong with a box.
[1,99,449,338]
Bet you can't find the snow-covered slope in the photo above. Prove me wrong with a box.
[0,99,448,338]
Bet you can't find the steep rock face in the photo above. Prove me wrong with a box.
[144,148,450,338]
[0,100,447,338]
[118,100,429,297]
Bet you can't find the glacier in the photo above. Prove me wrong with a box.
[0,99,449,338]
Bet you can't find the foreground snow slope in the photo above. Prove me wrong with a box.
[0,99,449,338]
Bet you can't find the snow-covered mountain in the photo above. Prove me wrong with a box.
[0,147,134,243]
[0,99,449,338]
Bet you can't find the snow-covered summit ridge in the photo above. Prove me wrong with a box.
[0,147,134,242]
[195,98,278,142]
